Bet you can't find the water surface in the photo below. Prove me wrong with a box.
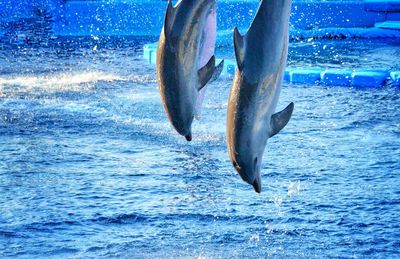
[1,37,399,258]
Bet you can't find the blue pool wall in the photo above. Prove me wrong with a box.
[1,0,400,38]
[0,0,65,25]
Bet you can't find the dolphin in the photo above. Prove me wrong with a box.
[195,5,217,120]
[157,0,224,141]
[226,0,294,193]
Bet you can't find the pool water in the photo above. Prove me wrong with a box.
[1,37,400,258]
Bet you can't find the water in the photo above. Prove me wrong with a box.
[1,37,400,258]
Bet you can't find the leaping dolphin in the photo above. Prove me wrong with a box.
[157,0,224,141]
[226,0,294,193]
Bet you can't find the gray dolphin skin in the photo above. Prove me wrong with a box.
[226,0,294,193]
[157,0,224,141]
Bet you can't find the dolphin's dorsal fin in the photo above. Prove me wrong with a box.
[197,55,216,90]
[233,27,245,71]
[163,0,176,38]
[270,102,294,138]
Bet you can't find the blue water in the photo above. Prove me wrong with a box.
[1,37,400,258]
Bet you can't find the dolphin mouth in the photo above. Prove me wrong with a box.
[252,178,261,193]
[185,134,192,142]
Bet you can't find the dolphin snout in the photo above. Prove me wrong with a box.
[234,163,254,185]
[170,117,193,141]
[252,173,262,193]
[232,157,262,193]
[185,134,192,142]
[252,159,262,193]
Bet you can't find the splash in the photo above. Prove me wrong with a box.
[0,71,123,93]
[288,180,301,197]
[0,71,156,95]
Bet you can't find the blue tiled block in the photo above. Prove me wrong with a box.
[321,69,353,86]
[227,64,236,75]
[284,68,294,82]
[390,71,400,86]
[222,59,237,76]
[388,12,400,21]
[143,43,157,64]
[142,42,398,88]
[352,70,390,87]
[364,0,400,12]
[143,48,152,64]
[375,21,400,30]
[290,68,323,84]
[150,51,157,65]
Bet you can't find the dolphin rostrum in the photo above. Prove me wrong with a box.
[157,0,224,141]
[226,0,294,193]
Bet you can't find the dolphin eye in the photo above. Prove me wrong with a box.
[254,157,258,170]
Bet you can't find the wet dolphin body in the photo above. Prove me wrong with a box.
[157,0,223,141]
[226,0,294,193]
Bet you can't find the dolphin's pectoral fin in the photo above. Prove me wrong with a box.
[233,27,245,71]
[209,59,224,83]
[163,0,176,38]
[270,102,294,138]
[198,55,216,90]
[194,58,222,120]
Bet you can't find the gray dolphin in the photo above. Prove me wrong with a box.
[157,0,224,141]
[226,0,294,193]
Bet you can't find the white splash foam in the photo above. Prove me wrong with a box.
[250,232,260,242]
[0,71,156,94]
[0,71,121,92]
[274,196,283,206]
[288,180,301,197]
